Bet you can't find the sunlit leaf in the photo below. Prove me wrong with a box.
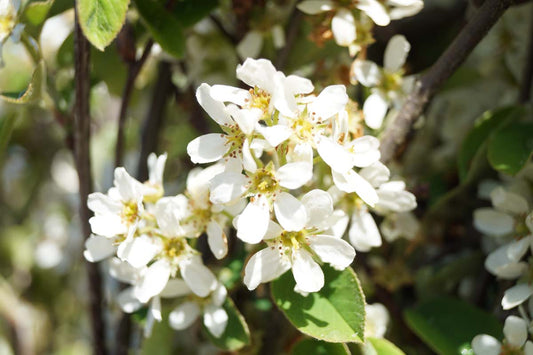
[487,121,533,175]
[271,265,365,343]
[0,60,46,104]
[23,0,55,26]
[291,337,350,355]
[367,337,405,355]
[203,298,250,351]
[77,0,130,51]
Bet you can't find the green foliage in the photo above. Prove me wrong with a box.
[367,337,406,355]
[0,114,16,159]
[291,337,351,355]
[203,298,250,351]
[271,265,365,343]
[458,106,524,181]
[487,121,533,175]
[0,60,47,105]
[167,0,218,28]
[22,0,55,26]
[77,0,130,51]
[404,297,502,355]
[134,0,185,58]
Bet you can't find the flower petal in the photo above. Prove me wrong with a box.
[332,170,379,206]
[359,162,390,187]
[292,249,324,293]
[244,247,291,290]
[301,189,333,228]
[502,284,533,310]
[471,334,501,355]
[384,35,410,72]
[134,259,171,303]
[351,60,381,87]
[168,302,201,330]
[349,207,382,251]
[196,83,233,126]
[363,92,388,129]
[473,208,514,236]
[277,162,313,189]
[236,30,263,60]
[357,0,390,26]
[348,136,381,167]
[316,137,354,173]
[209,171,248,204]
[297,0,334,14]
[308,85,348,120]
[207,220,228,259]
[117,287,143,313]
[309,234,355,270]
[503,315,528,348]
[180,256,217,297]
[203,304,229,338]
[331,9,356,46]
[119,234,162,268]
[84,234,116,262]
[187,133,229,164]
[160,279,191,298]
[236,195,270,243]
[490,187,529,215]
[209,85,251,106]
[274,192,307,231]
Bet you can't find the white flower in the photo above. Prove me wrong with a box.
[243,189,356,294]
[365,303,390,338]
[380,211,419,242]
[0,0,23,65]
[351,35,414,129]
[169,281,229,338]
[472,316,533,355]
[142,153,167,202]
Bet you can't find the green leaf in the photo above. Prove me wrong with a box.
[404,297,502,355]
[169,0,218,28]
[367,338,405,355]
[0,60,46,104]
[23,0,55,26]
[291,338,350,355]
[203,298,250,351]
[271,265,365,343]
[77,0,130,51]
[134,0,185,58]
[458,106,524,181]
[487,121,533,175]
[0,114,16,158]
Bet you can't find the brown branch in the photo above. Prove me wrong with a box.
[137,61,173,181]
[275,5,303,71]
[114,39,154,168]
[379,0,515,163]
[519,5,533,104]
[209,14,239,45]
[74,7,107,355]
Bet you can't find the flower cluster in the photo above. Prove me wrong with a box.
[84,57,418,337]
[0,0,24,65]
[471,163,533,354]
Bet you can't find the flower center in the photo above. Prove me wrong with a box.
[251,167,279,195]
[163,238,188,258]
[222,125,246,159]
[0,12,15,41]
[121,200,139,224]
[381,70,403,94]
[279,230,308,250]
[247,87,271,114]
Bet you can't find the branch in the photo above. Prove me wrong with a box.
[379,0,515,163]
[137,61,173,181]
[114,39,154,168]
[519,5,533,104]
[275,5,303,71]
[74,7,107,355]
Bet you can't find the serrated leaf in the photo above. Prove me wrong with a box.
[203,298,250,351]
[23,0,55,26]
[458,106,524,181]
[134,0,185,58]
[487,121,533,175]
[0,60,46,104]
[271,265,365,343]
[77,0,130,51]
[404,297,502,355]
[367,337,405,355]
[291,338,351,355]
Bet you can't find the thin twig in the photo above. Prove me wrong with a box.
[74,7,107,355]
[137,61,173,181]
[275,5,303,71]
[519,5,533,104]
[114,39,154,168]
[379,0,515,163]
[209,14,239,45]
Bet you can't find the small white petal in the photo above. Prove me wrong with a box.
[365,303,390,338]
[357,0,390,26]
[264,221,283,240]
[89,214,127,238]
[285,75,314,94]
[389,1,423,20]
[292,249,324,293]
[236,30,263,60]
[301,189,333,228]
[274,192,307,231]
[506,238,530,262]
[331,9,356,46]
[473,208,514,236]
[485,244,527,279]
[277,162,313,189]
[87,192,122,215]
[524,340,533,355]
[180,256,217,297]
[308,85,348,120]
[236,196,270,243]
[359,162,390,187]
[490,187,529,215]
[84,235,116,262]
[349,207,382,252]
[134,259,171,303]
[168,302,201,330]
[196,83,233,126]
[348,136,381,167]
[471,334,501,355]
[351,60,382,87]
[209,85,251,106]
[502,284,533,310]
[109,258,139,284]
[114,167,143,202]
[256,124,292,147]
[207,221,228,259]
[160,279,191,298]
[297,0,334,14]
[272,25,285,49]
[211,282,228,307]
[203,305,229,338]
[332,170,379,206]
[187,134,229,164]
[117,288,143,313]
[209,172,248,204]
[503,315,528,347]
[384,35,411,72]
[227,105,262,135]
[309,235,355,269]
[316,137,354,173]
[236,58,277,92]
[363,92,388,129]
[120,235,163,269]
[244,247,291,290]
